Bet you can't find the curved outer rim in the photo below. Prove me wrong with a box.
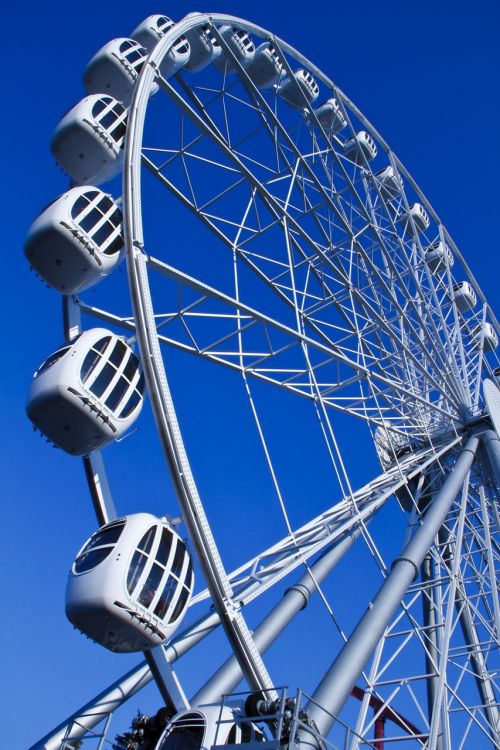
[123,12,280,699]
[122,10,499,711]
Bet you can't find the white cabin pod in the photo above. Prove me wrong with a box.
[452,280,477,312]
[314,98,347,134]
[155,705,261,750]
[131,16,191,78]
[399,203,430,236]
[277,68,320,109]
[24,186,123,295]
[66,513,194,652]
[213,26,255,74]
[84,38,157,106]
[184,20,222,73]
[51,95,126,185]
[374,165,402,200]
[245,43,282,89]
[425,240,454,273]
[343,130,377,165]
[27,328,144,455]
[472,322,498,353]
[493,366,500,387]
[131,14,176,50]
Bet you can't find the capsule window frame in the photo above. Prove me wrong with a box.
[200,24,220,50]
[233,28,255,54]
[117,39,148,73]
[73,518,127,575]
[91,97,128,147]
[156,16,175,34]
[158,712,206,750]
[34,346,72,378]
[70,191,124,258]
[79,336,144,420]
[125,524,193,624]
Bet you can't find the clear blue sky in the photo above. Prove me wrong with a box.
[2,2,499,748]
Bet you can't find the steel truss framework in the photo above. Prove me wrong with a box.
[30,12,499,750]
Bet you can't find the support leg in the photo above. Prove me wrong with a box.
[299,436,478,738]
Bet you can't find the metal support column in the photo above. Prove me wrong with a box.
[298,436,478,738]
[421,553,444,750]
[482,429,500,491]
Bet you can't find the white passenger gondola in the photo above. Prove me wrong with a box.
[214,26,255,73]
[277,68,319,109]
[493,366,500,387]
[343,131,377,165]
[374,165,402,200]
[24,186,123,295]
[51,95,127,185]
[84,38,156,105]
[399,203,430,236]
[313,98,347,134]
[66,513,194,652]
[184,18,222,72]
[245,42,282,88]
[471,322,498,353]
[155,704,261,750]
[27,328,144,455]
[131,15,191,78]
[425,240,454,272]
[452,281,477,312]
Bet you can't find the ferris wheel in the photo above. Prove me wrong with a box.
[25,12,500,750]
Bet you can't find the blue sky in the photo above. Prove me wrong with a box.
[2,2,499,748]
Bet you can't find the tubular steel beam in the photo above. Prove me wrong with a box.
[299,436,479,738]
[482,429,500,491]
[421,553,444,750]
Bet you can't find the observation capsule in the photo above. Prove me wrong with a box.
[184,18,222,72]
[374,165,402,200]
[214,26,255,73]
[84,38,156,105]
[131,15,191,78]
[343,131,377,165]
[472,322,498,352]
[27,328,144,456]
[314,98,347,134]
[245,42,282,88]
[277,69,320,109]
[155,705,261,750]
[399,203,430,236]
[66,513,194,652]
[51,95,127,185]
[425,240,454,273]
[452,281,477,312]
[24,186,123,295]
[493,366,500,387]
